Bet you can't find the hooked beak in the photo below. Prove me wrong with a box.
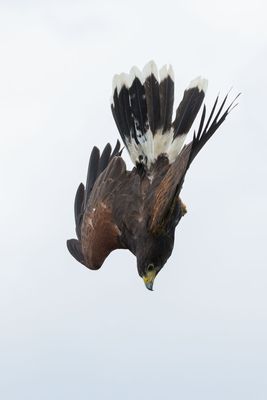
[143,270,156,291]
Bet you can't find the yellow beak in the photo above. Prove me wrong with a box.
[143,270,157,291]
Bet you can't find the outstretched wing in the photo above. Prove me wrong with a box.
[148,93,239,232]
[70,152,143,270]
[67,141,126,269]
[80,156,129,269]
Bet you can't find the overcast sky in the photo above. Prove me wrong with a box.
[0,1,267,399]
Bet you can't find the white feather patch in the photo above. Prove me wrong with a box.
[128,66,143,87]
[153,130,173,158]
[125,138,142,165]
[115,72,129,94]
[112,74,119,94]
[111,62,208,167]
[168,64,175,82]
[159,65,168,82]
[142,60,159,81]
[141,130,154,166]
[159,64,174,82]
[187,76,208,93]
[126,130,155,168]
[168,134,187,163]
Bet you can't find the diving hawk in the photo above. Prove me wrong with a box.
[67,61,238,290]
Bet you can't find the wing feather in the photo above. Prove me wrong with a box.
[67,142,124,268]
[66,239,86,265]
[149,93,239,232]
[81,156,128,269]
[74,183,85,239]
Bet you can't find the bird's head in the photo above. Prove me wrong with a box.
[136,232,174,291]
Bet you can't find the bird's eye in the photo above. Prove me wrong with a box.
[147,264,154,272]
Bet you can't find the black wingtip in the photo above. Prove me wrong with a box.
[74,182,85,239]
[188,92,240,165]
[83,141,123,211]
[111,139,121,158]
[66,239,86,266]
[74,183,85,217]
[98,143,112,175]
[85,146,100,204]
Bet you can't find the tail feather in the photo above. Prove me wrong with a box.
[159,65,174,133]
[111,87,125,140]
[112,68,150,164]
[111,62,208,168]
[112,85,130,144]
[111,61,175,167]
[143,61,161,134]
[119,84,136,142]
[128,69,148,138]
[172,77,208,138]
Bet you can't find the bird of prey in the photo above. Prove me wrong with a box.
[67,61,238,290]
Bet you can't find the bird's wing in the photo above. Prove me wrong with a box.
[80,156,142,269]
[81,156,126,269]
[67,141,129,269]
[148,94,239,233]
[147,145,191,233]
[67,238,86,266]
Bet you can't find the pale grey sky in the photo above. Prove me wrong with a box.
[0,1,267,399]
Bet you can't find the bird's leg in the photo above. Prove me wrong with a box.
[178,197,187,216]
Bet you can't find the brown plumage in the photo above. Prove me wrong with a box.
[67,61,239,290]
